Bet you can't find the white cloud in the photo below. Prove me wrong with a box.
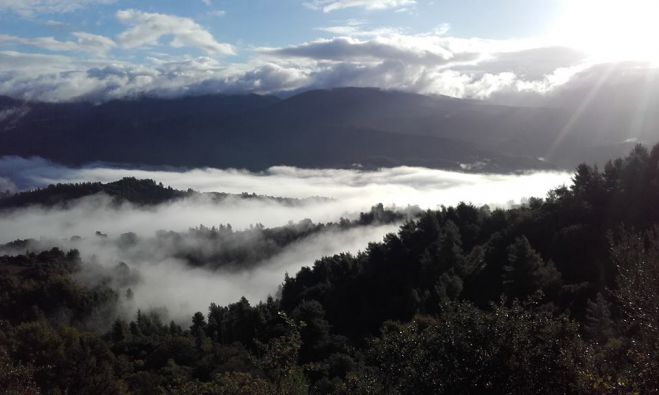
[265,36,471,65]
[116,9,235,56]
[72,32,116,53]
[0,0,116,16]
[43,19,70,30]
[0,50,76,72]
[305,0,415,13]
[255,31,586,99]
[0,32,115,56]
[209,9,226,17]
[316,25,362,35]
[201,0,212,5]
[0,34,78,52]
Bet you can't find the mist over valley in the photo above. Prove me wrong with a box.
[0,158,570,324]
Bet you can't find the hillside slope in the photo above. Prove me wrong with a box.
[0,88,654,171]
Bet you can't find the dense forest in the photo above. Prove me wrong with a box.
[2,145,659,393]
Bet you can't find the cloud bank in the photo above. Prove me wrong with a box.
[0,1,657,104]
[1,4,650,105]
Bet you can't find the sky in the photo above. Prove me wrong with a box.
[0,0,657,102]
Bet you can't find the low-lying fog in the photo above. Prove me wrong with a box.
[0,156,573,323]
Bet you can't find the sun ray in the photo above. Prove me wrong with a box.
[545,63,618,160]
[625,66,656,142]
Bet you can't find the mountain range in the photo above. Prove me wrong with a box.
[1,87,655,172]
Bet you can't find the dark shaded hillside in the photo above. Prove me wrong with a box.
[0,177,316,210]
[0,93,282,168]
[0,178,185,209]
[261,88,652,167]
[2,87,651,172]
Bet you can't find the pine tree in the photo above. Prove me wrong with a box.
[502,236,561,299]
[584,292,614,342]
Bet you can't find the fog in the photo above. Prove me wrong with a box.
[0,194,362,241]
[0,157,573,323]
[119,225,397,319]
[5,223,397,324]
[1,156,571,211]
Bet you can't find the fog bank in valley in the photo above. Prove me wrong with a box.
[0,156,572,211]
[0,156,573,323]
[2,223,397,323]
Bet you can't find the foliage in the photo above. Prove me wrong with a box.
[2,144,659,393]
[368,301,584,394]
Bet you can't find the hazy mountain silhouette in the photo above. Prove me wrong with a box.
[0,87,653,171]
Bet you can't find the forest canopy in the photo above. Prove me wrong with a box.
[2,144,659,393]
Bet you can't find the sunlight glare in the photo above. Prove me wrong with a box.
[555,0,659,62]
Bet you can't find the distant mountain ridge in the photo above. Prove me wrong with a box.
[0,87,654,171]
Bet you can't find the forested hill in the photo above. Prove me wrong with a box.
[0,177,314,210]
[0,178,184,209]
[3,145,659,393]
